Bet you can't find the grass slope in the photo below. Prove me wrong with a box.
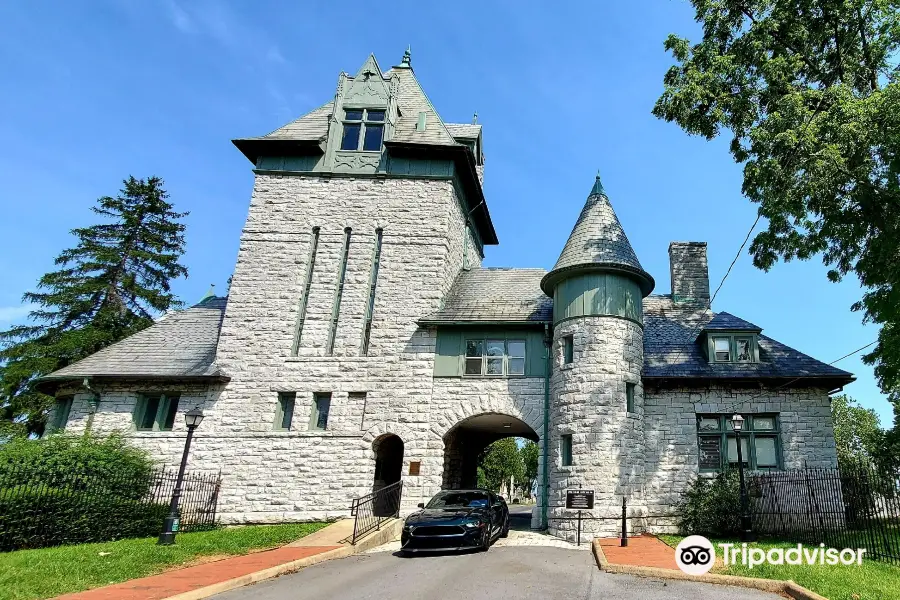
[0,522,328,600]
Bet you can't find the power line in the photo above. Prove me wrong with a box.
[717,339,877,415]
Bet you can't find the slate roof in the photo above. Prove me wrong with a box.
[421,268,553,324]
[445,123,481,140]
[643,295,854,383]
[41,297,228,383]
[262,102,334,142]
[541,176,654,296]
[704,311,762,332]
[386,66,458,147]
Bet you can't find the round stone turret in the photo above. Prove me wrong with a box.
[546,174,651,541]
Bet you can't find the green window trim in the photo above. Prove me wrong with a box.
[560,434,573,467]
[49,396,74,432]
[464,337,527,377]
[361,228,383,355]
[292,227,320,355]
[434,329,546,378]
[340,108,385,152]
[133,393,181,432]
[563,335,574,365]
[707,333,759,364]
[696,414,782,472]
[625,382,636,413]
[326,228,352,355]
[274,392,296,431]
[310,393,332,431]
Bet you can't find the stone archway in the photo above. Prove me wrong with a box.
[372,433,404,493]
[441,413,539,491]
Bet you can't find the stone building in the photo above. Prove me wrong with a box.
[40,52,854,539]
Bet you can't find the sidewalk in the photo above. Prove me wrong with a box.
[595,534,678,569]
[55,519,390,600]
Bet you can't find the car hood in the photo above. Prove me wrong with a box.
[405,508,487,525]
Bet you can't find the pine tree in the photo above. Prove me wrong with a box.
[0,176,188,436]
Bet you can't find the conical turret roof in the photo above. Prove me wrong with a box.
[540,175,654,296]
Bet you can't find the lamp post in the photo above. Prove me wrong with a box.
[158,408,204,545]
[731,414,755,542]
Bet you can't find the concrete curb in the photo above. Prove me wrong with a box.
[591,540,828,600]
[163,520,404,600]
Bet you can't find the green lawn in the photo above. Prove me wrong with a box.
[658,534,900,600]
[0,522,329,600]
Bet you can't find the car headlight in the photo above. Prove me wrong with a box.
[463,522,480,529]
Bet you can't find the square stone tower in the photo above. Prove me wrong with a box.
[211,52,498,519]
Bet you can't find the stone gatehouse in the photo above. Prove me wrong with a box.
[40,51,853,540]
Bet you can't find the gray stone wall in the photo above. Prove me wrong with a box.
[642,385,837,532]
[548,316,645,541]
[669,241,710,303]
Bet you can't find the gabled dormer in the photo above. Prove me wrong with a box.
[701,312,763,364]
[324,53,395,173]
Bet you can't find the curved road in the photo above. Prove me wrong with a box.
[212,545,780,600]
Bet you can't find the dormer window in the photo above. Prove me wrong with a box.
[341,109,385,151]
[708,333,758,363]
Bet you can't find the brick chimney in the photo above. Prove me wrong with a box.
[669,242,710,304]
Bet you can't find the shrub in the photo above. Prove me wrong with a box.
[0,486,168,551]
[0,433,155,499]
[677,470,742,536]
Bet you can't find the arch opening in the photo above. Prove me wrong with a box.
[442,413,538,493]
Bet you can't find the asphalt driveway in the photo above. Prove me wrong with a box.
[213,546,781,600]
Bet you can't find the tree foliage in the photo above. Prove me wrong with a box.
[830,394,883,467]
[477,438,524,493]
[653,1,900,405]
[519,441,539,497]
[0,177,188,436]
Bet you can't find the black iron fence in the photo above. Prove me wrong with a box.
[750,464,900,565]
[0,465,221,551]
[350,481,402,545]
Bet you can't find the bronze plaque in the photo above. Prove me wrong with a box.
[408,461,421,476]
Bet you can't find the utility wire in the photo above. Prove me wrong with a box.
[717,339,877,416]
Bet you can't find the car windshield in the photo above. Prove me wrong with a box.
[425,491,490,509]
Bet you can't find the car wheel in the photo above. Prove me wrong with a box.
[500,516,509,538]
[480,527,491,551]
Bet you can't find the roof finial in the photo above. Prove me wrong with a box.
[472,111,478,124]
[398,46,412,68]
[590,171,605,197]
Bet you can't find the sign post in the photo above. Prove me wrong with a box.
[565,489,594,547]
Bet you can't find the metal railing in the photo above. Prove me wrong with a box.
[349,480,403,545]
[0,465,221,551]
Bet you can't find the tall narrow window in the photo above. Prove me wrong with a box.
[310,393,331,431]
[292,227,320,355]
[49,396,73,433]
[361,229,383,355]
[561,434,573,466]
[275,392,296,431]
[626,382,635,412]
[563,335,574,364]
[326,228,352,355]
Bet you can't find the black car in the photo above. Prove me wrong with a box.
[400,489,509,553]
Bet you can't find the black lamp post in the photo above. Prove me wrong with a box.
[731,414,755,542]
[158,408,204,545]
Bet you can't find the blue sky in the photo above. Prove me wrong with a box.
[0,1,891,423]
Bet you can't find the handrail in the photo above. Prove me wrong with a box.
[350,480,403,545]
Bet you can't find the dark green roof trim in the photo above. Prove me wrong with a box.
[418,319,550,327]
[36,374,230,394]
[642,375,853,388]
[590,173,605,197]
[232,138,323,164]
[553,312,644,330]
[541,262,655,298]
[384,140,498,245]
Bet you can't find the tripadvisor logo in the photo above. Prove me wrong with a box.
[675,535,867,574]
[675,536,716,575]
